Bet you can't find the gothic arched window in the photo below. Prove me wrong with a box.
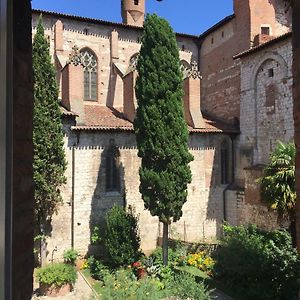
[221,140,230,184]
[105,141,121,192]
[81,49,97,101]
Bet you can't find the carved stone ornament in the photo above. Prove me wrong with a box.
[68,45,83,66]
[188,61,202,79]
[125,53,139,76]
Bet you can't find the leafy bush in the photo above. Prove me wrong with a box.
[104,205,141,266]
[91,225,102,244]
[214,224,300,300]
[150,244,187,267]
[99,268,164,300]
[63,248,78,265]
[88,256,108,281]
[169,272,211,300]
[36,263,77,287]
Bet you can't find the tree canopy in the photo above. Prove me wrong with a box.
[134,14,193,263]
[259,141,295,221]
[32,18,67,234]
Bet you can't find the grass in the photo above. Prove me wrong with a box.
[174,265,209,279]
[81,268,103,295]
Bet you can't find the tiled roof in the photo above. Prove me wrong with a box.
[70,105,238,134]
[84,105,132,128]
[32,9,199,40]
[60,105,78,117]
[233,32,292,59]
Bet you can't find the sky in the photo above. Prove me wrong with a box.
[31,0,233,36]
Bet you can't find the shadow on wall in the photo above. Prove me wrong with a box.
[268,0,292,27]
[88,138,125,258]
[206,135,234,240]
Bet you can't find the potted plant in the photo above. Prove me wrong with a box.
[36,262,77,297]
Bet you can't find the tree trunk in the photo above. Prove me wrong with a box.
[293,0,300,254]
[162,222,168,266]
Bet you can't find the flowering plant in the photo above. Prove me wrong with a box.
[186,251,215,275]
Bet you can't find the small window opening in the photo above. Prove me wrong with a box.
[268,68,274,77]
[84,28,88,35]
[261,26,270,35]
[211,37,214,44]
[134,0,139,5]
[221,31,224,38]
[221,141,230,184]
[181,45,185,51]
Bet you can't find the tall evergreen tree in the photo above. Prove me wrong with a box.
[32,18,67,244]
[134,14,193,265]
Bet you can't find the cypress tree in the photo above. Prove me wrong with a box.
[32,18,67,245]
[134,14,193,265]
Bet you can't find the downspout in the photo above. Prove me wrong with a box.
[71,131,80,248]
[222,134,236,222]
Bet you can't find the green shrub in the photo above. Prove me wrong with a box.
[150,244,187,267]
[169,272,211,300]
[36,263,77,287]
[88,256,108,281]
[100,268,164,300]
[91,225,102,244]
[63,248,78,265]
[104,205,141,266]
[214,224,300,300]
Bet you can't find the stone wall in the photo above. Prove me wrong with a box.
[200,0,291,124]
[237,36,293,181]
[32,13,198,114]
[47,126,232,261]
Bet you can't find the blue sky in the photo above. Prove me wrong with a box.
[31,0,233,36]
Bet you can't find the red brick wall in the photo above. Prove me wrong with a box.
[200,0,290,124]
[12,0,34,299]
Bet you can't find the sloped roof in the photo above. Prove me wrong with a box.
[67,105,238,134]
[32,9,199,40]
[233,32,292,59]
[60,105,78,117]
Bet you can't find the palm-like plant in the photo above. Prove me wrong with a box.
[259,141,296,222]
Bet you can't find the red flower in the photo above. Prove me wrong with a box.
[132,261,141,268]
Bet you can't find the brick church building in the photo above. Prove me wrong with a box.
[32,0,293,259]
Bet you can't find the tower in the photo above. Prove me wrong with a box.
[234,0,291,48]
[121,0,145,27]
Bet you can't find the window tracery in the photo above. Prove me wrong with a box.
[80,49,97,100]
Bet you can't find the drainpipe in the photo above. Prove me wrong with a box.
[71,132,80,248]
[222,134,236,223]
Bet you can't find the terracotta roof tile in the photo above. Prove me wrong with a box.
[70,105,238,134]
[84,105,133,128]
[60,105,78,117]
[233,32,292,59]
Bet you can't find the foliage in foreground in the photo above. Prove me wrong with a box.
[259,141,295,221]
[33,18,67,233]
[134,13,193,264]
[36,263,77,287]
[63,248,78,265]
[96,267,211,300]
[214,224,300,300]
[104,205,141,267]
